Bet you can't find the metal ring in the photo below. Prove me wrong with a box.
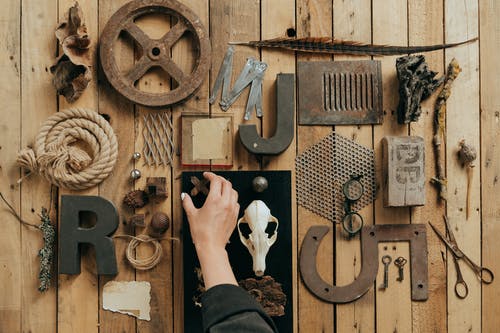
[342,211,364,235]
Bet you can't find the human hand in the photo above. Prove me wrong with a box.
[181,172,240,252]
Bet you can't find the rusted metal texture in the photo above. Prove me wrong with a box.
[300,223,428,303]
[100,0,211,107]
[298,61,383,125]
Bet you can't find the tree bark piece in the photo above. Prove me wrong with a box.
[396,55,444,124]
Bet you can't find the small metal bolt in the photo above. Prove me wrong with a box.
[130,169,141,180]
[252,176,269,193]
[132,152,141,160]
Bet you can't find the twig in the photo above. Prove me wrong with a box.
[431,58,462,201]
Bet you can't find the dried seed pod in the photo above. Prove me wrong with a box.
[458,139,477,167]
[150,212,170,235]
[123,190,149,209]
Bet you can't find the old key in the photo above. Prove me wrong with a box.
[394,256,407,282]
[379,255,392,290]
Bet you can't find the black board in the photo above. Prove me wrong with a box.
[182,171,293,332]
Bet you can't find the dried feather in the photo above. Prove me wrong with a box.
[231,37,478,56]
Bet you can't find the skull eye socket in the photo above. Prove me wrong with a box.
[238,222,252,239]
[266,222,278,237]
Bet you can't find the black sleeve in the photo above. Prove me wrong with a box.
[201,284,278,333]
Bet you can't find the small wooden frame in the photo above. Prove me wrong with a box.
[181,113,233,167]
[382,136,425,207]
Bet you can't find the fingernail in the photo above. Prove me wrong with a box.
[181,192,186,201]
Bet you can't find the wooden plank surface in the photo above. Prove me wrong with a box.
[408,1,447,332]
[57,0,100,332]
[17,0,58,332]
[480,0,500,331]
[372,0,412,332]
[332,1,375,331]
[1,0,498,332]
[0,0,21,332]
[97,0,136,332]
[296,0,335,331]
[445,1,481,332]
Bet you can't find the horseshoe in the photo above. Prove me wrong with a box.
[100,0,211,107]
[299,224,428,303]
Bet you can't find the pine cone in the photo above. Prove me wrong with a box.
[123,190,149,209]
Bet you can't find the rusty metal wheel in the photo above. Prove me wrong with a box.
[100,0,211,107]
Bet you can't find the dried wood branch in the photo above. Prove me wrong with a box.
[431,58,462,201]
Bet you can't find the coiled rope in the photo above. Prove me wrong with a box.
[114,234,164,270]
[17,108,118,190]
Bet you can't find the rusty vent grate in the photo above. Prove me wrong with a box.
[322,72,375,112]
[299,60,383,125]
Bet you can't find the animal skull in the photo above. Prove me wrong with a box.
[237,200,278,277]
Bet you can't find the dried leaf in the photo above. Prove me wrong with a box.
[51,2,91,103]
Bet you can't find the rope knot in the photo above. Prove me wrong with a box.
[16,108,117,190]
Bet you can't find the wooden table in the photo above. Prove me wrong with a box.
[1,0,498,332]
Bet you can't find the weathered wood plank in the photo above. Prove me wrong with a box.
[332,0,375,331]
[408,1,447,331]
[480,0,500,331]
[97,0,136,331]
[209,0,260,171]
[172,1,209,332]
[0,0,22,332]
[19,0,58,330]
[296,0,335,332]
[372,0,412,332]
[56,0,99,332]
[133,12,174,333]
[445,1,481,332]
[260,0,296,330]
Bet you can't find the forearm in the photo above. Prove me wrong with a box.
[196,245,237,289]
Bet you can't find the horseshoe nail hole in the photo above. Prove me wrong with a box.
[414,231,419,236]
[312,236,318,241]
[370,231,375,237]
[418,283,424,289]
[324,287,329,292]
[152,47,161,56]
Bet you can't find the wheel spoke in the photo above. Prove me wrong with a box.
[124,21,151,49]
[158,57,185,84]
[160,20,188,48]
[126,56,153,83]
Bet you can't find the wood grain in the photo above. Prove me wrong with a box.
[445,1,481,332]
[56,1,99,333]
[17,0,58,332]
[372,0,412,332]
[332,0,375,331]
[296,0,335,332]
[480,0,500,331]
[260,1,296,331]
[97,0,136,331]
[0,0,496,331]
[408,1,447,332]
[0,0,21,332]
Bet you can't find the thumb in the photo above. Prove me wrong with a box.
[181,192,196,216]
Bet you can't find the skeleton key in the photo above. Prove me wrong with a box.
[394,256,407,282]
[379,255,392,290]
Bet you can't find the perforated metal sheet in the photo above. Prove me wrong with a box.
[295,132,375,223]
